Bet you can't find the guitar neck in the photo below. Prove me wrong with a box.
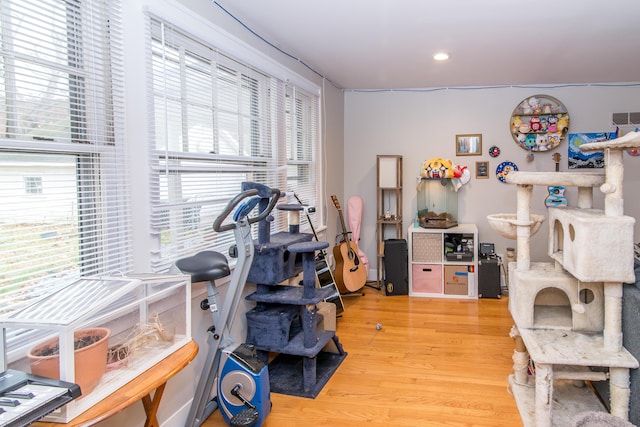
[337,210,350,243]
[331,195,352,246]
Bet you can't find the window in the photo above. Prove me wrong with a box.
[24,176,43,194]
[0,0,129,316]
[148,17,320,271]
[285,87,318,207]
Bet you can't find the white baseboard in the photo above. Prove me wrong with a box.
[160,399,192,427]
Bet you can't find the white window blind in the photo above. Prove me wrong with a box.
[148,17,320,272]
[0,0,129,316]
[285,86,318,219]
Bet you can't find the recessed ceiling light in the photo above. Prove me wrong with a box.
[433,52,450,61]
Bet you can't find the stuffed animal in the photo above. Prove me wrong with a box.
[540,117,548,131]
[547,115,558,133]
[524,133,537,148]
[530,116,541,132]
[547,133,562,147]
[529,96,542,114]
[557,114,569,133]
[421,157,454,179]
[452,164,467,178]
[518,123,531,133]
[536,134,549,150]
[451,165,470,191]
[511,116,523,133]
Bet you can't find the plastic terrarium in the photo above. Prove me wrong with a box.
[417,178,458,229]
[0,274,191,423]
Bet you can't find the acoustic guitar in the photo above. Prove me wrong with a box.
[331,195,367,293]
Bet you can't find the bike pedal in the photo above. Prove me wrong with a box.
[230,408,259,427]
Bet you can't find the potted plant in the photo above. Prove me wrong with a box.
[106,342,130,371]
[27,327,111,397]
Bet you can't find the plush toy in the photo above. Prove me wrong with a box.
[536,134,549,150]
[419,158,470,192]
[451,166,470,191]
[518,123,531,133]
[420,157,454,179]
[540,117,548,131]
[547,133,562,147]
[530,116,541,132]
[526,96,540,114]
[547,115,558,133]
[529,96,542,114]
[511,116,523,133]
[557,114,569,133]
[521,99,532,115]
[524,133,537,148]
[452,164,467,178]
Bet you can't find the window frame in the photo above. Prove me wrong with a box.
[0,0,130,318]
[147,15,323,272]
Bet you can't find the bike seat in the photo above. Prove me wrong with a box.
[176,251,231,283]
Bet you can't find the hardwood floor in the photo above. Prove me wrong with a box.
[203,288,523,426]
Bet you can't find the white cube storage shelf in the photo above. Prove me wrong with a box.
[408,224,478,299]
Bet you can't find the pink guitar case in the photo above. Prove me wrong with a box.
[347,195,370,274]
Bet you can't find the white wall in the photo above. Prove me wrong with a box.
[344,85,640,268]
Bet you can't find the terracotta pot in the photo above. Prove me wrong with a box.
[27,327,111,397]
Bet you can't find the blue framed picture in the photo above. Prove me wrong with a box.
[567,132,616,169]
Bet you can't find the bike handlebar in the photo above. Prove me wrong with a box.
[213,187,281,232]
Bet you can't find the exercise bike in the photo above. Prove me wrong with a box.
[176,187,279,427]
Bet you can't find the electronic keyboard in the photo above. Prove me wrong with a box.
[0,369,80,427]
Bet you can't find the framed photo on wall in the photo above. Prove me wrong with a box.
[476,161,489,178]
[456,134,482,156]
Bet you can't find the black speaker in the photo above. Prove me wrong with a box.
[478,257,501,298]
[383,239,408,296]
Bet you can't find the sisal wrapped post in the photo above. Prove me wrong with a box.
[609,367,631,420]
[604,282,623,352]
[534,363,553,427]
[510,326,529,385]
[515,184,533,271]
[603,148,625,217]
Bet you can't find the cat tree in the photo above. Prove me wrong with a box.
[488,131,640,427]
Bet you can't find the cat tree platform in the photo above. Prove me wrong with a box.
[511,328,638,427]
[509,375,607,427]
[508,262,604,332]
[489,132,640,427]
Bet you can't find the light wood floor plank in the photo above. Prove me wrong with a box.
[202,289,522,426]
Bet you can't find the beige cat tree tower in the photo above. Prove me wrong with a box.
[488,131,640,426]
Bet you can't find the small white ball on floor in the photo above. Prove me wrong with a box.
[376,323,382,330]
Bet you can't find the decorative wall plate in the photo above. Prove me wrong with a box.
[510,94,569,152]
[496,161,518,183]
[489,145,500,158]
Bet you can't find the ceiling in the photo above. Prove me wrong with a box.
[214,0,640,90]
